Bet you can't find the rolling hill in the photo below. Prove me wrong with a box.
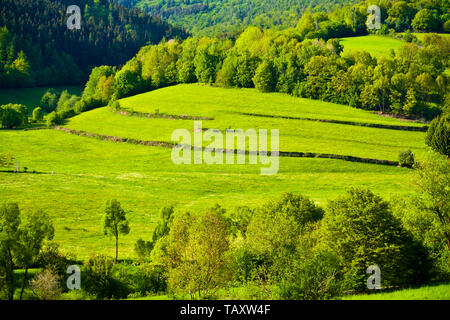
[0,84,428,259]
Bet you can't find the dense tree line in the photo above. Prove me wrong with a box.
[78,26,448,120]
[0,0,188,88]
[117,0,449,36]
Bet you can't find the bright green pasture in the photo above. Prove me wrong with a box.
[118,84,425,127]
[0,129,416,260]
[65,85,428,161]
[344,282,450,300]
[0,86,83,113]
[340,35,404,57]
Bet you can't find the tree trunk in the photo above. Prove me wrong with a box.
[19,266,29,300]
[115,235,119,264]
[7,248,14,300]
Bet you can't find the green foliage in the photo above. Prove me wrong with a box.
[411,9,441,32]
[426,114,449,156]
[0,202,54,300]
[319,188,431,291]
[83,254,127,299]
[103,199,130,263]
[275,250,343,300]
[0,1,186,88]
[0,202,21,299]
[136,263,168,295]
[0,153,13,169]
[134,206,174,261]
[0,103,28,129]
[40,89,59,113]
[398,149,415,168]
[32,107,43,122]
[414,153,450,252]
[134,239,153,262]
[37,242,73,278]
[166,206,231,299]
[243,193,329,298]
[46,111,62,127]
[253,60,276,93]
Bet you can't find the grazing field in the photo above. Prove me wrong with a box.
[344,282,450,300]
[66,84,427,161]
[0,84,427,260]
[0,86,83,113]
[340,35,405,57]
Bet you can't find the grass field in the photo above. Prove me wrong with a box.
[0,84,428,260]
[0,86,83,113]
[344,282,450,300]
[340,35,405,57]
[341,33,450,58]
[66,85,428,161]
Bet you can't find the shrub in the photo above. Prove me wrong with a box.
[275,250,343,300]
[83,254,128,299]
[398,149,415,167]
[46,111,62,127]
[134,238,154,262]
[29,269,62,300]
[0,103,27,128]
[32,107,43,121]
[136,263,168,295]
[426,114,449,157]
[40,89,58,113]
[37,242,73,278]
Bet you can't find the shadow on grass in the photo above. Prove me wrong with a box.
[0,170,50,175]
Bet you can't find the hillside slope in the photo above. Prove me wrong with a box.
[117,0,358,35]
[0,85,425,258]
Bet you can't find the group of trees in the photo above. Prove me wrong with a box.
[0,0,187,88]
[81,27,448,120]
[0,203,54,299]
[118,0,449,36]
[0,103,28,128]
[126,151,448,300]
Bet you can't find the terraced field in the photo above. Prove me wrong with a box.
[0,84,429,259]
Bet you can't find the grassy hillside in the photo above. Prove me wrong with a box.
[67,85,427,161]
[344,282,450,300]
[341,34,450,58]
[340,35,405,57]
[0,84,427,260]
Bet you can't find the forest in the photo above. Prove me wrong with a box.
[118,0,449,36]
[0,0,187,88]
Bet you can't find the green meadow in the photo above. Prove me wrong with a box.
[340,35,405,57]
[0,86,83,114]
[0,84,426,260]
